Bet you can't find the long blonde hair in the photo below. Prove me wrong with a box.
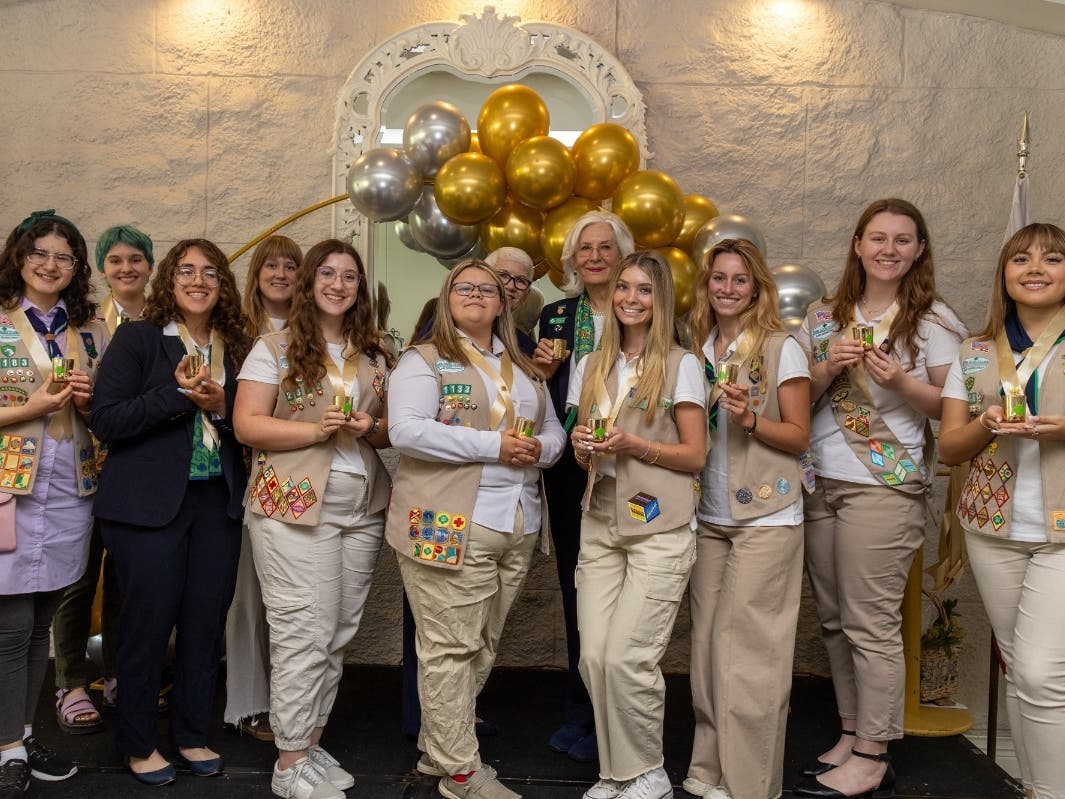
[689,238,784,360]
[976,222,1065,339]
[581,251,676,423]
[429,260,538,379]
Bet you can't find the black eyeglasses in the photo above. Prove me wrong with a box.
[497,271,532,291]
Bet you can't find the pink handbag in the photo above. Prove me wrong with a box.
[0,492,15,552]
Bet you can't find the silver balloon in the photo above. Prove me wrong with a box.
[771,262,827,328]
[691,213,768,268]
[394,218,423,252]
[409,186,481,259]
[403,102,472,178]
[436,239,487,269]
[346,147,421,222]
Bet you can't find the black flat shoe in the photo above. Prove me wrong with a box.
[793,749,894,799]
[798,729,853,778]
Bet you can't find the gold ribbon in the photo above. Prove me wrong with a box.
[176,323,226,451]
[459,338,515,431]
[324,343,359,448]
[8,308,78,441]
[847,301,901,403]
[993,305,1065,407]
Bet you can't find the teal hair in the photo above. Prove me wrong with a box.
[95,224,154,272]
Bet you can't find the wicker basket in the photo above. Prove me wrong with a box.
[920,590,962,703]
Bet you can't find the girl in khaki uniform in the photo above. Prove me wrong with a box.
[940,223,1065,799]
[684,239,810,799]
[234,239,392,799]
[795,199,965,799]
[569,251,706,799]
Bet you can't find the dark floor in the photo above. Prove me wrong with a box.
[29,665,1019,798]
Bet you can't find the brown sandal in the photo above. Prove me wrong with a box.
[56,688,104,734]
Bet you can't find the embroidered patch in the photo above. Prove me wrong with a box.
[840,399,857,412]
[757,484,772,500]
[964,375,976,391]
[372,371,385,400]
[832,389,849,403]
[0,318,19,343]
[776,478,791,495]
[881,443,896,461]
[411,508,466,565]
[811,321,835,340]
[981,484,993,503]
[898,459,916,473]
[736,488,753,504]
[435,359,464,374]
[961,356,990,374]
[982,461,997,479]
[628,492,660,523]
[815,309,832,322]
[976,506,990,527]
[1053,511,1065,530]
[80,332,98,359]
[870,438,883,455]
[893,461,909,482]
[994,486,1009,508]
[869,450,885,467]
[970,340,990,353]
[998,463,1014,483]
[991,510,1006,531]
[881,473,902,486]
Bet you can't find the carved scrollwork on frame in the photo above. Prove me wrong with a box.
[331,6,649,252]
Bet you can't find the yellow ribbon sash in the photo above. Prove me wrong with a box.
[993,305,1065,412]
[459,338,515,431]
[8,308,79,441]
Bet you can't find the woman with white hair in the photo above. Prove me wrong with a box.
[533,210,635,761]
[485,247,538,353]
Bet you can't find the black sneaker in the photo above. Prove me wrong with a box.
[0,758,29,798]
[24,737,77,781]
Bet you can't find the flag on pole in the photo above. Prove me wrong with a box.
[1004,111,1031,244]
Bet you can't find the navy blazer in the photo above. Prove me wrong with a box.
[91,320,247,527]
[537,296,580,423]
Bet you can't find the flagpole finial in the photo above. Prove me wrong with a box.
[1018,111,1030,176]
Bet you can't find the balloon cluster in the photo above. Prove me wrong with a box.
[347,85,782,317]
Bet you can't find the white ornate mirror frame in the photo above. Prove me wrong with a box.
[330,5,650,271]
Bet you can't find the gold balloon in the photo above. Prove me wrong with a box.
[506,136,576,210]
[672,194,720,253]
[481,198,545,263]
[613,169,685,249]
[477,84,550,169]
[469,132,481,154]
[571,123,641,200]
[434,152,506,225]
[657,246,697,316]
[533,260,550,280]
[548,261,567,290]
[541,197,600,271]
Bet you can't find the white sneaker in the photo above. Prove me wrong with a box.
[271,757,344,799]
[681,778,731,799]
[617,768,673,799]
[585,777,631,799]
[416,752,446,777]
[309,746,355,790]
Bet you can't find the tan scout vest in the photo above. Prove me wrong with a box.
[722,332,803,520]
[385,343,548,570]
[246,332,390,527]
[806,302,932,494]
[957,336,1065,543]
[0,308,106,497]
[580,346,699,536]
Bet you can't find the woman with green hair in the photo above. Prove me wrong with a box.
[51,224,154,735]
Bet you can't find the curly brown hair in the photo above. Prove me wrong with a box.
[145,239,251,368]
[830,198,952,364]
[282,239,394,394]
[0,215,97,326]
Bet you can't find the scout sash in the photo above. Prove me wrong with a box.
[7,308,79,441]
[102,295,141,333]
[175,323,225,451]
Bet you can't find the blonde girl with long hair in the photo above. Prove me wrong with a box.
[568,250,706,799]
[683,239,810,799]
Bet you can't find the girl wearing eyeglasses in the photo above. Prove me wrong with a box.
[386,259,565,799]
[224,234,303,744]
[91,239,250,786]
[233,239,391,799]
[0,210,107,793]
[568,251,706,799]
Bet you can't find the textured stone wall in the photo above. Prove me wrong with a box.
[5,0,1064,734]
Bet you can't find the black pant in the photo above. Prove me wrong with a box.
[0,589,65,745]
[102,479,240,758]
[543,443,593,730]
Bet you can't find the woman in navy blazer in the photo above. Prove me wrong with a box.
[92,238,250,786]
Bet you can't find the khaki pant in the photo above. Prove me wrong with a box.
[966,531,1065,799]
[223,523,271,725]
[399,509,537,775]
[249,472,383,751]
[803,477,923,740]
[576,480,696,782]
[688,520,803,799]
